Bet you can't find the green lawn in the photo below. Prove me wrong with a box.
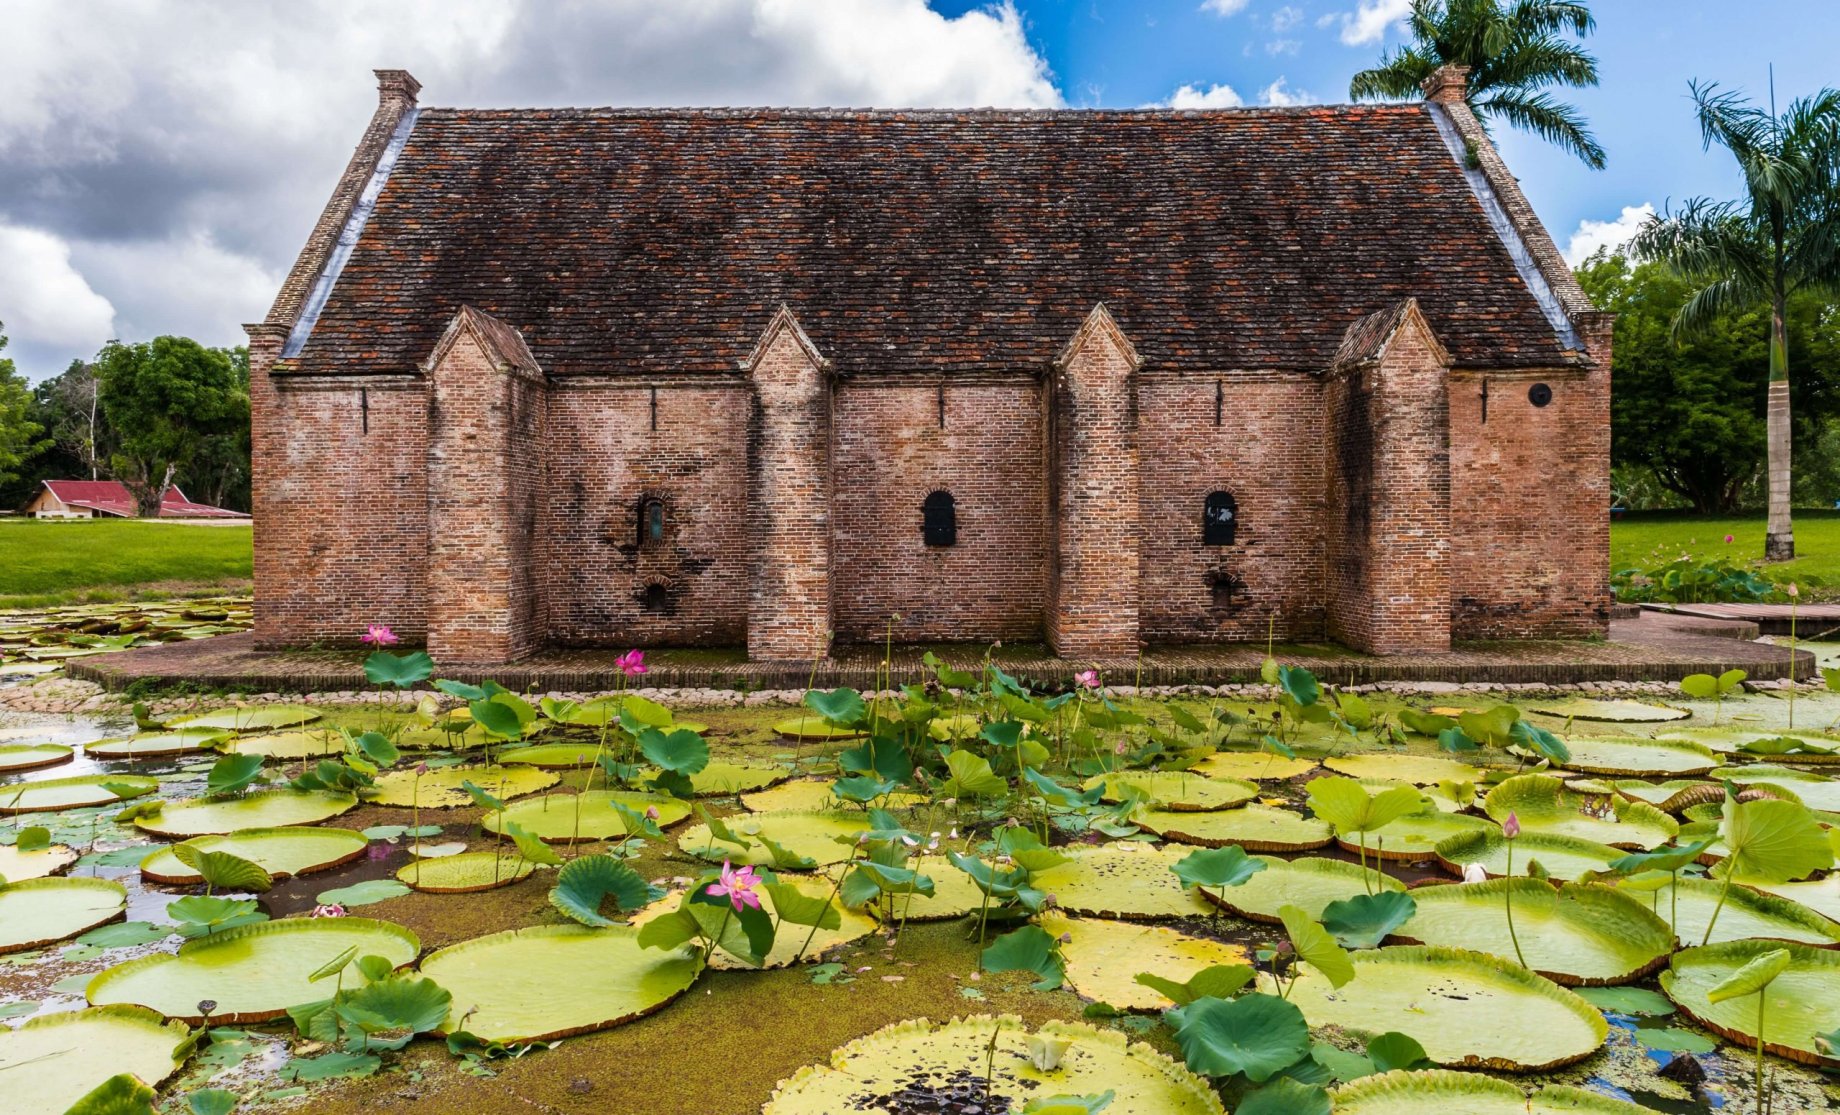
[1611,509,1840,595]
[0,519,252,608]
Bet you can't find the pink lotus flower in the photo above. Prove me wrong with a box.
[1724,534,1735,544]
[1074,669,1100,690]
[311,903,347,918]
[617,649,648,677]
[360,624,399,648]
[709,861,762,912]
[1503,811,1521,840]
[414,762,430,776]
[645,806,661,821]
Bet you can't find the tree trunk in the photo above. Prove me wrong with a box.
[1764,296,1794,561]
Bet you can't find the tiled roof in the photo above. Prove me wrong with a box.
[35,480,247,519]
[285,105,1582,377]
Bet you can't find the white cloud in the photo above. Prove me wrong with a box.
[1260,78,1315,107]
[1199,0,1251,15]
[1564,203,1656,266]
[1336,0,1414,46]
[1168,83,1246,109]
[1265,39,1301,56]
[1271,6,1304,32]
[0,224,115,352]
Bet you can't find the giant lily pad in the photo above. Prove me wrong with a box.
[1202,855,1406,924]
[1031,844,1213,919]
[139,827,368,884]
[1542,737,1721,778]
[0,773,157,814]
[166,705,322,733]
[1644,876,1840,946]
[1040,912,1248,1011]
[1719,765,1840,812]
[1434,829,1624,882]
[739,778,925,813]
[219,731,346,759]
[0,744,73,774]
[1484,774,1678,850]
[0,840,78,881]
[495,742,615,768]
[1394,881,1674,985]
[1192,751,1316,782]
[1280,946,1608,1072]
[1086,770,1259,811]
[764,1016,1224,1115]
[418,924,703,1042]
[1343,810,1492,861]
[1661,727,1840,759]
[1332,1070,1657,1114]
[1530,698,1690,723]
[772,717,865,741]
[1323,753,1485,786]
[689,761,793,796]
[0,877,126,953]
[1661,940,1840,1065]
[85,729,230,759]
[1750,875,1840,925]
[854,855,987,921]
[397,851,537,893]
[87,917,420,1023]
[676,810,870,867]
[134,789,358,837]
[1139,804,1334,852]
[369,764,558,808]
[485,791,690,843]
[1612,779,1718,813]
[0,1005,191,1115]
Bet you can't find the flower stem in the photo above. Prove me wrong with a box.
[793,866,848,964]
[1755,990,1767,1115]
[1703,873,1735,947]
[1504,840,1528,967]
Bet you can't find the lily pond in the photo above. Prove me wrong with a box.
[2,637,1840,1113]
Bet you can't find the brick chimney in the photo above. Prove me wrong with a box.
[1420,64,1471,105]
[375,69,421,110]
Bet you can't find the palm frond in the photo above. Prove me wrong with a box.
[1673,279,1764,341]
[1350,47,1437,102]
[1477,88,1607,168]
[1478,37,1598,93]
[1507,0,1595,36]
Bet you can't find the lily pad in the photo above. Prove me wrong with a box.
[485,791,690,843]
[1322,753,1485,786]
[1041,912,1248,1011]
[495,743,617,768]
[87,917,420,1023]
[1750,874,1840,924]
[1086,770,1259,812]
[1661,940,1840,1066]
[763,1016,1225,1115]
[219,731,346,759]
[1719,765,1840,812]
[139,827,368,884]
[1031,844,1213,919]
[368,764,559,808]
[1434,829,1624,882]
[1191,751,1316,782]
[0,774,157,814]
[0,877,127,953]
[772,717,865,741]
[166,705,322,733]
[1331,1070,1656,1115]
[1530,698,1690,723]
[854,855,988,921]
[0,840,79,881]
[1342,810,1492,861]
[689,761,794,796]
[1644,876,1840,946]
[1484,774,1679,850]
[0,1006,191,1115]
[1542,737,1722,778]
[676,809,871,867]
[739,778,925,813]
[134,790,358,837]
[1612,779,1718,812]
[397,851,537,893]
[1661,727,1840,759]
[1279,946,1608,1072]
[418,924,703,1042]
[85,729,230,759]
[1202,856,1407,924]
[1139,804,1334,852]
[315,879,412,907]
[1394,881,1674,985]
[0,744,74,774]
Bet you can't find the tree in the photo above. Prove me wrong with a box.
[1349,0,1605,169]
[1631,81,1840,559]
[36,358,106,481]
[0,323,52,497]
[1579,251,1840,513]
[94,337,247,517]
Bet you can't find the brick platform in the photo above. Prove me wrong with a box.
[67,613,1814,695]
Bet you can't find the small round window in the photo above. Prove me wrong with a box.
[1528,383,1553,407]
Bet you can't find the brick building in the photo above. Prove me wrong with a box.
[248,66,1611,665]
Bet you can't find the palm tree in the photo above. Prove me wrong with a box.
[1631,81,1840,561]
[1350,0,1605,169]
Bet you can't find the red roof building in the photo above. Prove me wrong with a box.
[24,480,249,520]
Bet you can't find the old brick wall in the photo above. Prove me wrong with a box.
[746,318,833,661]
[832,380,1047,643]
[1138,375,1326,643]
[540,381,751,646]
[1321,366,1374,652]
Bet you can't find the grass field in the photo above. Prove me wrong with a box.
[1611,509,1840,595]
[0,519,252,608]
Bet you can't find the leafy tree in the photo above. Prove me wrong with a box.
[1631,82,1840,559]
[0,323,52,497]
[94,337,247,516]
[1578,251,1840,513]
[1349,0,1605,169]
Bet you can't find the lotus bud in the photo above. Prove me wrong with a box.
[1043,892,1059,909]
[414,762,430,776]
[901,835,919,847]
[645,806,661,821]
[311,903,347,918]
[1058,932,1073,944]
[1462,863,1488,884]
[1502,812,1521,839]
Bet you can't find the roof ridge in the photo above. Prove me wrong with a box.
[413,103,1416,120]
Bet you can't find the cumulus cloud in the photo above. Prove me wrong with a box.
[1335,0,1414,46]
[0,0,1062,379]
[1167,83,1246,109]
[1265,39,1301,56]
[1270,5,1305,32]
[0,224,116,372]
[1199,0,1251,15]
[1564,203,1657,266]
[1260,78,1315,106]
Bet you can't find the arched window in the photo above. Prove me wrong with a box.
[638,498,667,547]
[922,491,957,547]
[1203,490,1237,546]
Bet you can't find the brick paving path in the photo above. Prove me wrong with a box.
[1638,602,1840,639]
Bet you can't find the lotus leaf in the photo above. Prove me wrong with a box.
[85,729,229,759]
[550,854,662,926]
[1716,795,1833,882]
[0,877,127,953]
[315,879,412,907]
[0,1006,190,1115]
[87,917,420,1023]
[1662,940,1840,1065]
[1643,876,1840,946]
[688,761,792,796]
[851,855,987,921]
[1343,809,1491,861]
[1529,698,1691,723]
[1203,856,1406,924]
[1484,774,1679,849]
[134,790,357,837]
[419,924,702,1042]
[167,705,321,733]
[1039,912,1247,1011]
[1572,985,1675,1015]
[1320,891,1418,949]
[369,764,558,808]
[1353,777,1470,813]
[219,731,345,759]
[0,773,157,814]
[139,828,367,885]
[1393,881,1673,985]
[1031,844,1214,919]
[1084,771,1258,812]
[1434,829,1623,882]
[1280,904,1355,987]
[1322,753,1485,786]
[1191,751,1315,781]
[1330,1070,1657,1114]
[771,716,864,741]
[1279,946,1608,1071]
[763,1016,1224,1115]
[396,851,537,893]
[1540,736,1722,778]
[739,778,925,813]
[1167,992,1311,1083]
[485,791,690,843]
[675,810,870,866]
[0,840,78,881]
[0,744,73,773]
[1139,804,1334,851]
